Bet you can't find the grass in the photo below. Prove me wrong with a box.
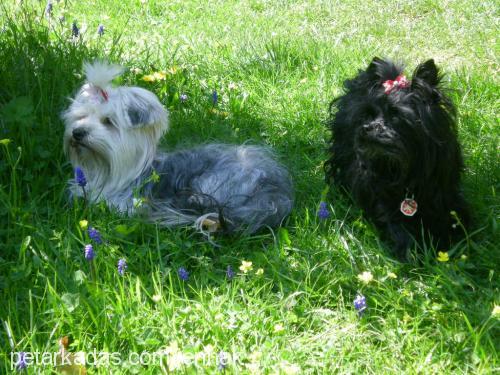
[0,0,498,373]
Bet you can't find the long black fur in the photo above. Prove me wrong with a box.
[325,57,470,259]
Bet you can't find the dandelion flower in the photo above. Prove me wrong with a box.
[437,251,449,262]
[357,271,374,284]
[84,244,95,261]
[239,260,253,273]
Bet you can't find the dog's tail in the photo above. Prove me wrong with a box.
[83,61,123,89]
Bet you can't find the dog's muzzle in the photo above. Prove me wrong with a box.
[72,128,88,141]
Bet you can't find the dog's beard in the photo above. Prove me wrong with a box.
[65,130,113,179]
[355,125,410,181]
[69,127,161,190]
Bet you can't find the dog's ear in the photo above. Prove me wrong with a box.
[125,88,168,130]
[366,56,384,76]
[412,59,439,87]
[364,57,403,83]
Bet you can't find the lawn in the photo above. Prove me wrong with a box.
[0,0,498,373]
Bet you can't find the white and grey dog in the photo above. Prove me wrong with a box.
[63,62,293,234]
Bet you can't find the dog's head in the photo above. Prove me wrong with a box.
[62,61,169,186]
[332,57,458,180]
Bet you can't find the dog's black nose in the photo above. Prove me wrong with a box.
[72,128,88,141]
[363,120,384,133]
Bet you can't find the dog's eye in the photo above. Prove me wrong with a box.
[102,117,113,127]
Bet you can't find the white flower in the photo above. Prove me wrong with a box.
[357,271,374,284]
[279,361,301,374]
[168,352,187,371]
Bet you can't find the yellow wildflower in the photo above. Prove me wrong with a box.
[255,268,264,275]
[79,220,88,230]
[239,260,253,273]
[387,272,397,279]
[142,71,166,82]
[492,305,500,318]
[437,251,449,262]
[0,139,11,146]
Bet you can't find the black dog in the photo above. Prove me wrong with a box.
[325,57,469,259]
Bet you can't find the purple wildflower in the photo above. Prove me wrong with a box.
[74,166,87,187]
[45,2,53,17]
[15,352,28,371]
[212,90,218,105]
[178,267,189,281]
[353,294,367,316]
[97,24,105,36]
[84,244,95,261]
[317,201,330,219]
[117,258,127,275]
[217,351,229,371]
[180,93,188,102]
[72,21,79,37]
[226,265,235,280]
[88,227,103,244]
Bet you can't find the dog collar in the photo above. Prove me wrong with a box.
[383,75,409,94]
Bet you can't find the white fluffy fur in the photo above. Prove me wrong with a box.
[84,61,123,89]
[63,61,293,235]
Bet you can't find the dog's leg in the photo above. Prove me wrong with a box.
[385,221,413,261]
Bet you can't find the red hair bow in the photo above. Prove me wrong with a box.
[383,75,409,94]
